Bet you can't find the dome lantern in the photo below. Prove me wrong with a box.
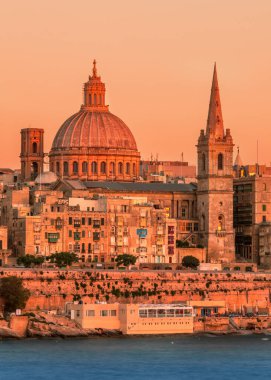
[82,60,108,112]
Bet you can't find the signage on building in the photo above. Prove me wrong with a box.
[136,228,147,238]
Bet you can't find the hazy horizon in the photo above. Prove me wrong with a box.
[1,0,271,169]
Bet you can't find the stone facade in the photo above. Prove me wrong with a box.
[197,64,235,263]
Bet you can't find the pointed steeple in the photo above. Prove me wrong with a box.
[234,146,243,167]
[206,63,224,139]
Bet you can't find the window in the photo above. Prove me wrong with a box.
[91,161,97,174]
[86,310,95,317]
[133,163,136,175]
[263,205,267,212]
[73,161,78,173]
[100,161,106,174]
[88,218,92,225]
[101,218,105,226]
[64,161,69,175]
[100,310,108,317]
[82,230,85,238]
[126,162,130,175]
[76,310,80,317]
[93,232,100,241]
[110,162,115,175]
[110,310,117,317]
[69,230,72,238]
[88,243,91,253]
[94,94,97,106]
[81,243,85,253]
[218,153,223,170]
[69,217,73,225]
[74,232,81,240]
[82,161,88,173]
[32,142,38,153]
[263,216,267,222]
[181,208,186,218]
[56,162,60,174]
[82,217,85,225]
[118,162,123,174]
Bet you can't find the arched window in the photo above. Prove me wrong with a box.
[126,162,130,175]
[218,215,225,231]
[100,161,106,174]
[89,94,92,105]
[99,94,102,105]
[133,163,136,175]
[91,161,97,174]
[73,161,78,173]
[50,162,54,172]
[32,142,37,154]
[56,162,60,174]
[202,153,206,172]
[218,153,223,170]
[118,162,123,174]
[110,162,115,174]
[94,94,97,106]
[82,161,88,173]
[63,161,69,175]
[32,162,38,175]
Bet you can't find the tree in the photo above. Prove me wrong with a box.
[182,255,200,269]
[17,255,45,268]
[0,277,30,313]
[115,254,137,267]
[49,252,78,268]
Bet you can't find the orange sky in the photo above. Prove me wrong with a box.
[1,0,271,168]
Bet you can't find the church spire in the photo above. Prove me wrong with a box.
[206,63,224,139]
[92,59,98,78]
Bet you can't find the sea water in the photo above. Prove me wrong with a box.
[0,335,270,380]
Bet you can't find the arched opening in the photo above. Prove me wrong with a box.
[89,94,92,105]
[126,162,130,175]
[56,162,60,174]
[133,163,136,176]
[73,161,78,174]
[202,153,206,172]
[32,142,38,154]
[99,94,102,105]
[118,162,123,174]
[218,214,225,231]
[100,161,106,174]
[94,94,97,106]
[91,161,97,174]
[110,162,115,175]
[82,161,88,173]
[63,161,69,175]
[31,162,38,180]
[218,153,223,170]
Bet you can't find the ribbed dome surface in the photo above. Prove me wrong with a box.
[52,111,138,151]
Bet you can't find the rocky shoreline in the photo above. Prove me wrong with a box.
[1,312,271,340]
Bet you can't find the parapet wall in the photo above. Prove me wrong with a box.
[1,269,271,312]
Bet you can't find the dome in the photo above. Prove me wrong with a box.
[51,110,138,151]
[35,171,58,185]
[49,60,140,182]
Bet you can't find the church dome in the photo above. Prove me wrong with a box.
[49,60,140,182]
[51,110,138,151]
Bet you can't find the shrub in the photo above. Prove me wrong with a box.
[17,255,45,268]
[0,277,30,313]
[182,255,200,269]
[115,254,137,267]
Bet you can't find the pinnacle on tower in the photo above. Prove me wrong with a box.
[92,59,97,78]
[206,63,224,139]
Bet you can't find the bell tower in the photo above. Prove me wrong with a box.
[196,64,235,262]
[20,128,44,182]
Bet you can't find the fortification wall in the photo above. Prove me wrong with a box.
[0,269,271,312]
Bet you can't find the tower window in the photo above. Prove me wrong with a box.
[100,161,106,174]
[32,142,38,154]
[82,161,88,173]
[218,153,223,170]
[110,162,115,175]
[56,162,60,174]
[73,161,78,174]
[126,162,130,175]
[89,94,92,105]
[133,163,136,175]
[94,94,97,106]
